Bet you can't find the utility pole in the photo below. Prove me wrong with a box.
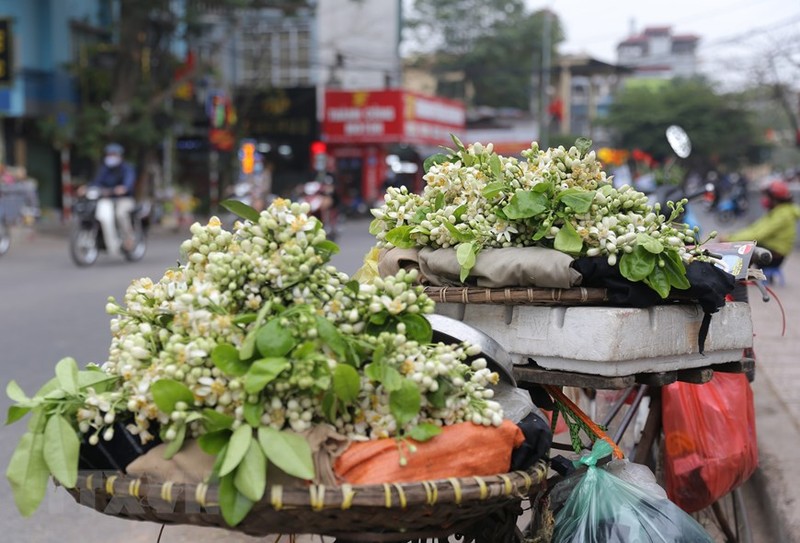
[539,9,551,148]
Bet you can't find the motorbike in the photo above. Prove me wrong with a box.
[70,186,151,266]
[299,180,340,241]
[713,175,749,223]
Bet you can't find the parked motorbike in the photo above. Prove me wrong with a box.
[70,186,150,266]
[713,175,749,224]
[299,180,340,241]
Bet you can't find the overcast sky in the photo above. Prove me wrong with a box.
[530,0,800,83]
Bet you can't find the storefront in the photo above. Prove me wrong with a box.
[322,89,465,208]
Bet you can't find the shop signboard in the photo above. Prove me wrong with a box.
[323,90,465,146]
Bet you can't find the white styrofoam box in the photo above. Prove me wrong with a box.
[433,302,753,377]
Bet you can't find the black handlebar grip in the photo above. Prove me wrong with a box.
[751,247,773,267]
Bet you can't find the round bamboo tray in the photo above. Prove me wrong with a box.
[65,461,548,542]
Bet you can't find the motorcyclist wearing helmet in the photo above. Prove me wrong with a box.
[726,179,800,269]
[80,143,137,254]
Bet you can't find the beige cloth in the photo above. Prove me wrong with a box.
[126,424,351,486]
[378,246,582,289]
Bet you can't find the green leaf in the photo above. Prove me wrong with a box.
[220,425,253,477]
[203,408,234,432]
[219,472,255,527]
[575,137,592,157]
[6,405,31,425]
[662,250,691,290]
[413,206,431,222]
[234,440,267,502]
[456,242,477,282]
[553,223,584,254]
[489,154,503,177]
[482,181,506,199]
[256,319,296,358]
[409,423,443,442]
[450,133,466,151]
[428,378,452,409]
[55,357,79,395]
[503,191,548,219]
[163,423,187,460]
[315,316,348,359]
[385,225,416,249]
[345,280,360,294]
[6,381,30,404]
[558,190,596,214]
[221,199,260,223]
[364,361,404,392]
[150,379,195,413]
[321,390,338,421]
[77,370,118,392]
[315,239,340,258]
[198,429,231,455]
[443,221,474,243]
[43,415,79,487]
[636,233,665,254]
[212,343,250,377]
[619,246,657,282]
[6,432,50,517]
[644,265,671,299]
[398,313,433,344]
[423,153,449,173]
[240,302,275,360]
[453,204,467,221]
[434,191,445,211]
[244,358,290,395]
[332,364,360,403]
[244,402,264,427]
[390,380,422,428]
[233,313,258,325]
[257,427,315,480]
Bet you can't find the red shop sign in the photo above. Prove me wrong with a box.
[323,90,465,146]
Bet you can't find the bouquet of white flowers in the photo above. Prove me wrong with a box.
[6,198,502,526]
[370,137,711,297]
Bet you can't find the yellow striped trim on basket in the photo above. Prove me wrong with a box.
[340,484,355,510]
[447,478,463,505]
[473,476,488,500]
[499,474,513,495]
[309,485,325,511]
[85,474,94,490]
[270,485,283,510]
[383,483,392,508]
[161,481,173,503]
[518,470,533,490]
[195,483,209,507]
[392,483,407,509]
[128,478,141,498]
[105,475,118,496]
[422,480,438,505]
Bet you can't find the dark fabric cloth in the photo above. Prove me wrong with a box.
[510,410,553,471]
[571,257,735,314]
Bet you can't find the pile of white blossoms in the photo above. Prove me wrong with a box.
[371,139,707,292]
[86,199,501,449]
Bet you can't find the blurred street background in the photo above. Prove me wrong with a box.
[1,0,800,541]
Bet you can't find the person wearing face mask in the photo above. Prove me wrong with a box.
[80,143,137,255]
[725,179,800,271]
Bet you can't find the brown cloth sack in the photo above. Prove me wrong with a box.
[126,424,350,486]
[378,247,581,289]
[334,420,525,485]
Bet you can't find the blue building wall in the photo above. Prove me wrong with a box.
[0,0,107,117]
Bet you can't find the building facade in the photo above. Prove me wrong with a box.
[0,0,111,208]
[616,26,699,79]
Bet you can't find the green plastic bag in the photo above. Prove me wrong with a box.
[553,441,713,543]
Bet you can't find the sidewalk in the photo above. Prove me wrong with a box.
[748,250,800,542]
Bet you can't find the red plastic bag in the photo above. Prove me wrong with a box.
[662,373,758,512]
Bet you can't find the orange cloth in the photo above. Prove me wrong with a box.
[334,420,525,485]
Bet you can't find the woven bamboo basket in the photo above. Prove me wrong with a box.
[65,461,548,542]
[423,286,610,306]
